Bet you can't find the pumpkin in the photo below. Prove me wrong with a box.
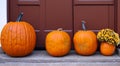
[0,33,1,44]
[73,21,97,56]
[1,12,36,57]
[97,29,120,56]
[45,28,71,57]
[100,42,115,56]
[0,33,1,48]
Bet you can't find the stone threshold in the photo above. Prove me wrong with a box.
[0,50,120,63]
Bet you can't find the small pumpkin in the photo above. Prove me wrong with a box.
[73,21,98,56]
[97,29,120,56]
[45,28,71,57]
[1,12,36,57]
[100,42,115,56]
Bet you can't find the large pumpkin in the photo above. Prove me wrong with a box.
[73,21,97,55]
[1,12,36,57]
[0,33,1,46]
[46,28,71,57]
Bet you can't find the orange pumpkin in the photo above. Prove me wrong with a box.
[100,42,115,56]
[0,33,1,46]
[46,28,71,57]
[1,12,36,57]
[73,21,97,55]
[0,33,1,47]
[97,29,119,56]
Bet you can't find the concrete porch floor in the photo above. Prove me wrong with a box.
[0,50,120,66]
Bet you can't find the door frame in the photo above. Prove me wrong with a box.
[117,0,120,34]
[7,0,10,22]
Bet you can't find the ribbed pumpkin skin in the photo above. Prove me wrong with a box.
[1,22,36,57]
[0,33,1,44]
[73,31,97,56]
[100,42,115,56]
[46,30,71,57]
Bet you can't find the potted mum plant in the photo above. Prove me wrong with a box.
[97,29,120,56]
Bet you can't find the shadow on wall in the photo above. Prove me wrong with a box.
[0,0,7,48]
[0,0,7,33]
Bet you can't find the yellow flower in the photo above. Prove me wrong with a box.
[97,29,120,46]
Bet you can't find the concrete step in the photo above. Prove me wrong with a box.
[0,49,120,66]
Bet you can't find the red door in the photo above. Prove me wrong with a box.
[8,0,118,50]
[9,0,46,49]
[43,0,73,49]
[74,0,115,33]
[8,0,73,49]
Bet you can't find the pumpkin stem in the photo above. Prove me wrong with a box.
[57,28,63,31]
[81,20,86,30]
[16,12,23,22]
